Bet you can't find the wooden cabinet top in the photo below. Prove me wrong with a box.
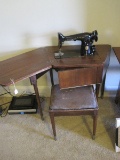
[0,44,111,86]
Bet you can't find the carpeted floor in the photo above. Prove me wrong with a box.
[0,97,120,160]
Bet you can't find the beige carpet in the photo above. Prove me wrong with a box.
[0,97,120,160]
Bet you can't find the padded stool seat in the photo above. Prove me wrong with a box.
[50,85,98,110]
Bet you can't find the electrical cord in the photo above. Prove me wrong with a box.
[0,101,11,117]
[0,85,14,97]
[0,86,13,117]
[0,106,9,117]
[0,86,13,107]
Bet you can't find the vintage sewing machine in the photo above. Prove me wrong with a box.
[54,30,98,58]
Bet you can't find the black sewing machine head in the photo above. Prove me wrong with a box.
[57,30,98,56]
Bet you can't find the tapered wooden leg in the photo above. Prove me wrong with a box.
[30,76,44,120]
[115,81,120,104]
[93,113,98,140]
[49,112,57,140]
[96,84,100,101]
[50,69,54,86]
[100,74,106,99]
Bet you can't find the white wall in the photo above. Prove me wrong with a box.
[0,0,120,97]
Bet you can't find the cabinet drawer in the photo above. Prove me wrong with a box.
[58,68,97,89]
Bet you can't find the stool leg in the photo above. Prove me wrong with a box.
[49,112,57,140]
[93,114,97,140]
